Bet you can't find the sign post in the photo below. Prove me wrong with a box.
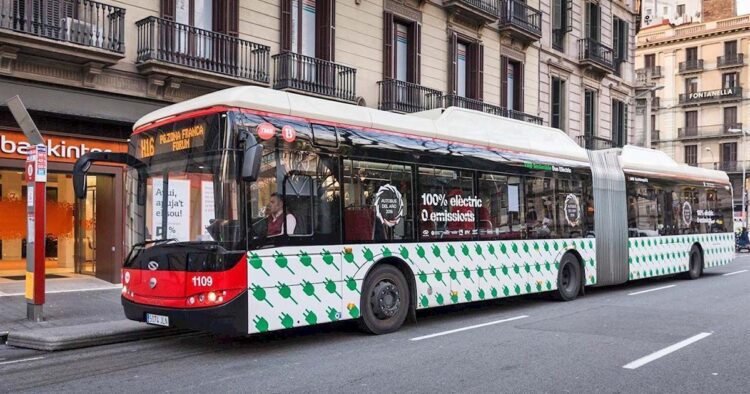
[5,96,46,322]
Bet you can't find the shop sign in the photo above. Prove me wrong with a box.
[685,87,739,102]
[0,130,127,164]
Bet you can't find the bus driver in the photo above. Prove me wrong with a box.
[267,193,296,236]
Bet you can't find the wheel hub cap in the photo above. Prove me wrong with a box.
[371,280,400,320]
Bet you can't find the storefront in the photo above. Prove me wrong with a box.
[0,129,128,283]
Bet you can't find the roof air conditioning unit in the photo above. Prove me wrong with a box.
[60,17,103,48]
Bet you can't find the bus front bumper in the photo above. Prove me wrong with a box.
[122,291,248,336]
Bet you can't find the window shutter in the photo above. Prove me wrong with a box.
[519,61,525,111]
[226,0,239,36]
[500,56,508,107]
[280,0,292,52]
[552,0,562,30]
[412,21,421,84]
[316,0,335,61]
[161,0,175,20]
[448,31,458,94]
[476,42,484,100]
[383,11,394,79]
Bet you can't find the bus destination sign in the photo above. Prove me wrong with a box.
[137,123,206,159]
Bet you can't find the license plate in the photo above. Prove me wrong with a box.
[146,313,169,327]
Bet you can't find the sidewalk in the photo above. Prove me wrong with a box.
[0,277,180,351]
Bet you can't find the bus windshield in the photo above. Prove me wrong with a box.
[125,112,244,251]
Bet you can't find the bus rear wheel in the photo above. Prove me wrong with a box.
[553,254,582,301]
[683,245,703,280]
[359,264,410,335]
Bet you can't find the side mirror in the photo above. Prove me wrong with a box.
[73,156,93,199]
[242,144,263,181]
[73,152,148,204]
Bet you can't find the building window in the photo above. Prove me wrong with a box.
[163,0,239,56]
[281,0,335,60]
[685,145,697,166]
[552,0,571,51]
[685,111,698,135]
[611,99,627,147]
[585,2,601,41]
[686,47,698,62]
[449,32,483,99]
[725,41,738,57]
[613,17,629,75]
[584,89,596,140]
[501,56,523,111]
[644,54,656,69]
[724,107,738,130]
[551,77,565,130]
[383,12,421,83]
[721,142,737,170]
[685,77,698,94]
[723,73,738,88]
[677,4,685,17]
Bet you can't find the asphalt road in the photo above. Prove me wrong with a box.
[2,254,750,394]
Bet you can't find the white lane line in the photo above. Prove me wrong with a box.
[0,285,122,297]
[0,356,45,366]
[722,270,748,276]
[410,315,528,341]
[623,332,712,370]
[628,285,676,296]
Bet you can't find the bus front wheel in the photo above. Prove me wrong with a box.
[553,254,582,301]
[359,264,410,335]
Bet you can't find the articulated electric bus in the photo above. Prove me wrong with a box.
[73,86,734,336]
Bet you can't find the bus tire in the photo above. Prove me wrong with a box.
[683,245,703,280]
[553,253,582,301]
[358,264,410,335]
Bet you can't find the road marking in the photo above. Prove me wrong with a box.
[0,356,45,366]
[623,332,712,370]
[628,285,676,296]
[0,285,121,297]
[722,270,748,276]
[410,315,528,341]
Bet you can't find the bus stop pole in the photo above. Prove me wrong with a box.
[5,96,46,322]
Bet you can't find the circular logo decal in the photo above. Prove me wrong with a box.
[281,125,297,142]
[682,201,692,226]
[564,194,581,227]
[257,122,276,140]
[147,260,159,271]
[374,184,404,227]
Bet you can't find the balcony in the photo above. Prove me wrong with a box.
[578,38,614,75]
[635,66,662,87]
[717,53,744,69]
[576,135,614,150]
[0,0,125,65]
[679,86,742,106]
[440,94,543,125]
[700,161,744,173]
[498,0,542,44]
[676,124,743,140]
[136,17,270,88]
[273,52,357,103]
[678,59,703,74]
[443,0,499,25]
[377,80,442,113]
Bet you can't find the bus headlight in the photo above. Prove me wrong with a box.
[207,291,217,303]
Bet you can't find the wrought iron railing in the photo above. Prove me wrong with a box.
[440,94,543,125]
[378,80,442,113]
[700,161,741,172]
[136,17,270,84]
[677,124,744,138]
[499,0,542,38]
[678,59,703,73]
[273,52,357,102]
[452,0,500,16]
[578,38,614,71]
[576,135,613,150]
[0,0,125,53]
[717,53,744,68]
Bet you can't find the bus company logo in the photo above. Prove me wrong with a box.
[375,184,404,227]
[564,194,581,227]
[682,201,693,226]
[148,261,159,271]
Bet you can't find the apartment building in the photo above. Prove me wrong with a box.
[635,6,749,215]
[0,0,636,281]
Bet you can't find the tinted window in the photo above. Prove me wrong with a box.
[477,173,524,239]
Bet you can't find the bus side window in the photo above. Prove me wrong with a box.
[312,124,339,148]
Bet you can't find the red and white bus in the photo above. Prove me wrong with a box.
[74,86,734,336]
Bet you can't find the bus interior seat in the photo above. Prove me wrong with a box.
[345,208,374,242]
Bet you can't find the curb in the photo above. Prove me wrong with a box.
[6,320,187,351]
